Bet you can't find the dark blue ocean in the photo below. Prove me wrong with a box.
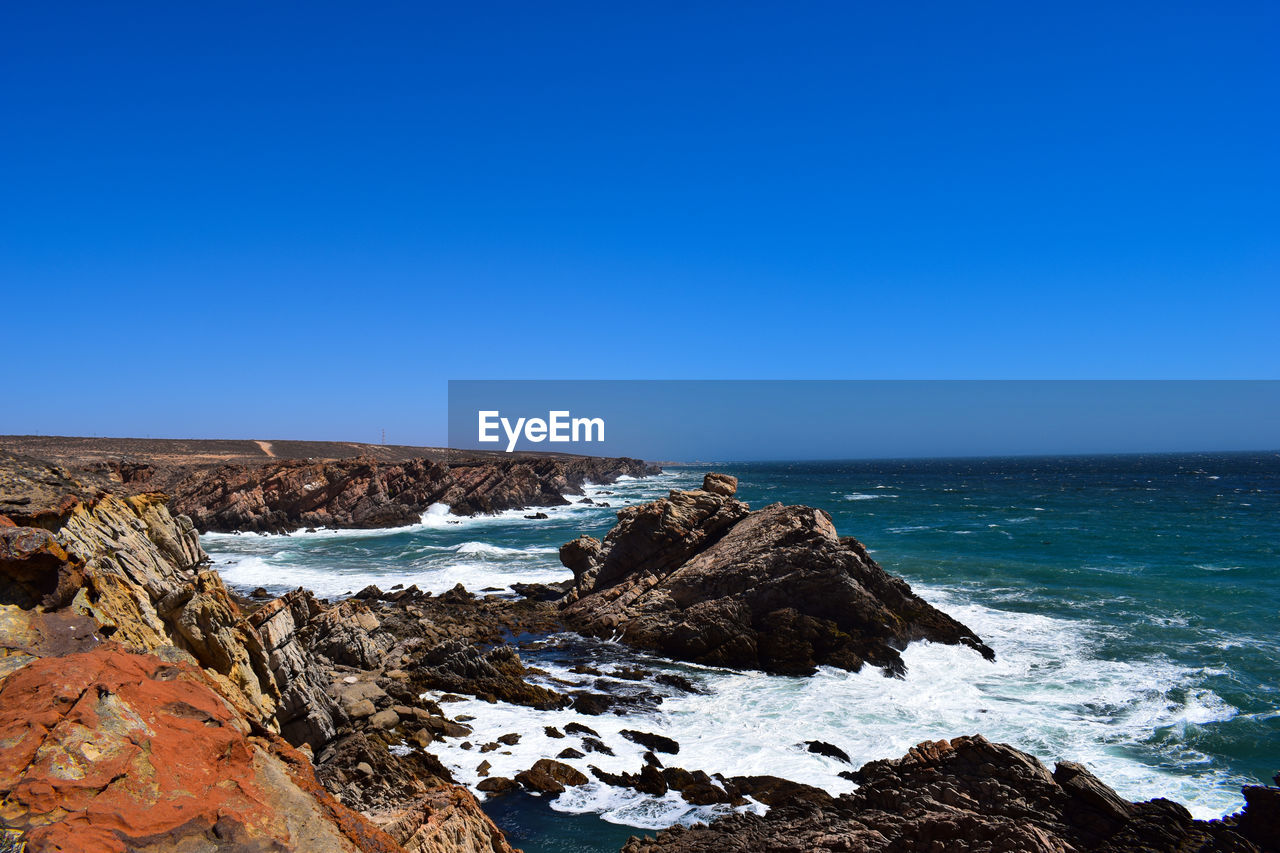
[204,452,1279,850]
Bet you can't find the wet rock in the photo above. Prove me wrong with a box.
[511,579,574,600]
[564,480,994,677]
[804,740,850,763]
[409,638,568,709]
[515,759,589,794]
[571,691,615,715]
[544,726,566,738]
[580,736,615,756]
[565,722,599,737]
[477,777,518,795]
[621,729,680,754]
[621,735,1276,852]
[558,747,586,760]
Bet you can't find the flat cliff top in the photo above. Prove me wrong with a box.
[0,435,615,468]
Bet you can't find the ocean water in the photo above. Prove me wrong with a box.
[203,453,1280,846]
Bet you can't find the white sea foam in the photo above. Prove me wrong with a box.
[844,492,898,501]
[205,466,1253,826]
[419,590,1250,824]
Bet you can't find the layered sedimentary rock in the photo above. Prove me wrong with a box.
[0,452,518,853]
[1,452,277,719]
[622,735,1280,853]
[170,454,658,532]
[562,473,994,676]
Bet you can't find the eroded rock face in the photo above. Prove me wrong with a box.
[169,454,659,533]
[0,453,523,853]
[0,648,401,853]
[1,453,280,722]
[622,735,1278,853]
[563,475,993,676]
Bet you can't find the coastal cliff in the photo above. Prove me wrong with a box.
[5,452,1278,853]
[0,452,516,853]
[169,454,657,533]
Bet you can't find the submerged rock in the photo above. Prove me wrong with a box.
[562,473,994,676]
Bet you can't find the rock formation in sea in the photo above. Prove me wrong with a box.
[620,735,1280,853]
[560,472,994,676]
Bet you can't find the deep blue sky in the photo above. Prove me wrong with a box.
[3,3,1276,447]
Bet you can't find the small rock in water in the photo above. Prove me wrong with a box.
[621,729,680,754]
[476,776,517,794]
[557,747,585,760]
[564,722,599,737]
[580,736,614,756]
[804,740,851,763]
[544,726,565,739]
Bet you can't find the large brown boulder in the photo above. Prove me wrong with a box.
[514,759,589,794]
[0,647,401,853]
[563,479,993,676]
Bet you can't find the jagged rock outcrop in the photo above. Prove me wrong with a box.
[408,637,569,710]
[0,453,520,853]
[1,452,279,720]
[563,473,994,676]
[622,735,1280,853]
[0,648,402,853]
[170,454,658,533]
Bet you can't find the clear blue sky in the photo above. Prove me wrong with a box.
[2,2,1276,446]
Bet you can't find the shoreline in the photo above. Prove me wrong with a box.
[2,446,1276,852]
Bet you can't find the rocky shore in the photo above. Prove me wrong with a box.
[0,435,658,533]
[2,453,1277,853]
[621,736,1280,852]
[169,454,656,532]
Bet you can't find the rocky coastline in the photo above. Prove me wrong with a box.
[2,452,1277,853]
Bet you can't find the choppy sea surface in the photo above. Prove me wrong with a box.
[203,453,1280,847]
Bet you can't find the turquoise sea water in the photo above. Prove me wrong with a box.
[203,452,1279,848]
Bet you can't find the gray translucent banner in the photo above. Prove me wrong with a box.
[447,380,1280,462]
